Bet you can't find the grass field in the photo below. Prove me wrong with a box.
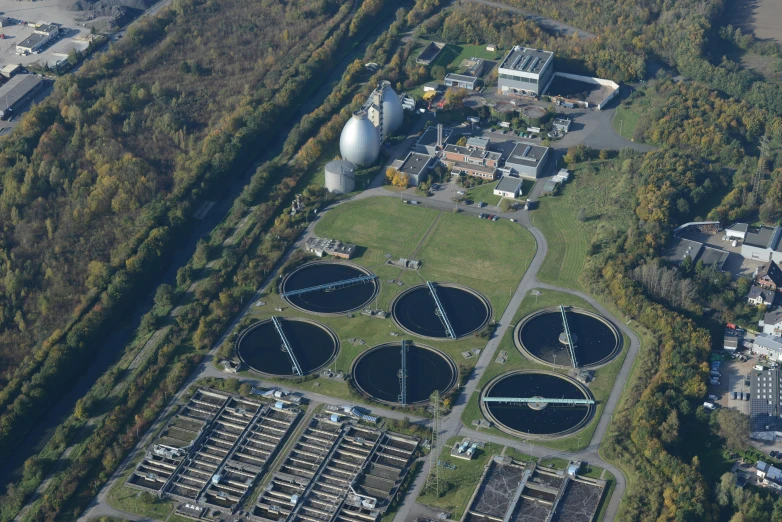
[531,161,637,291]
[315,197,535,315]
[433,43,505,71]
[460,288,629,452]
[466,182,502,206]
[611,107,639,140]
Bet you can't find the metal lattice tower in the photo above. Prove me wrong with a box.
[746,136,770,206]
[425,390,441,498]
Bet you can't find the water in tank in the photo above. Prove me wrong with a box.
[340,110,380,167]
[324,159,356,194]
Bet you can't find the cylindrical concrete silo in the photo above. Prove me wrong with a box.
[339,110,380,167]
[324,160,356,194]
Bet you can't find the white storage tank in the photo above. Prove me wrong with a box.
[339,110,380,167]
[324,159,356,194]
[371,80,404,139]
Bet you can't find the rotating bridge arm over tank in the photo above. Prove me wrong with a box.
[398,340,409,405]
[559,305,578,368]
[281,274,377,298]
[482,397,595,405]
[271,316,303,376]
[426,282,456,339]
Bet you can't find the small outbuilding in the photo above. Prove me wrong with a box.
[444,73,478,90]
[486,44,497,52]
[493,176,523,198]
[726,223,749,241]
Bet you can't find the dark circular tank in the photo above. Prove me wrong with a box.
[237,318,338,377]
[515,307,621,368]
[281,262,378,315]
[351,343,457,405]
[481,370,594,439]
[391,283,491,340]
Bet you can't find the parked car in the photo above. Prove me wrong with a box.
[478,201,486,208]
[492,215,499,221]
[478,213,486,219]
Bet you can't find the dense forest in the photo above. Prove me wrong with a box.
[0,0,352,458]
[0,0,445,519]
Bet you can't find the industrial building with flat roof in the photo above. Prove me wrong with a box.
[0,74,44,119]
[494,176,524,198]
[395,152,433,186]
[751,369,782,437]
[498,46,554,97]
[742,225,782,263]
[445,73,479,90]
[16,24,59,54]
[503,142,550,178]
[415,124,452,156]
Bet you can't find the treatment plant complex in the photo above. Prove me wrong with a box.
[94,33,645,522]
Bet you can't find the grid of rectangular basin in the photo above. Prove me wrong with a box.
[468,460,527,520]
[126,389,227,493]
[508,467,565,522]
[550,480,604,522]
[126,388,298,514]
[347,434,417,514]
[252,419,406,522]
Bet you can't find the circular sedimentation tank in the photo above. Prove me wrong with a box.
[351,342,457,405]
[391,283,491,340]
[481,370,595,439]
[237,318,338,377]
[281,262,378,315]
[515,307,621,368]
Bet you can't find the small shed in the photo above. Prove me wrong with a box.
[1,64,21,79]
[486,44,497,52]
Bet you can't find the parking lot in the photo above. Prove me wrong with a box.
[711,355,757,414]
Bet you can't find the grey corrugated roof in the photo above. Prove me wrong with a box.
[495,176,523,192]
[755,333,782,351]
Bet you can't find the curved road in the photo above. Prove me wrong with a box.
[81,169,639,521]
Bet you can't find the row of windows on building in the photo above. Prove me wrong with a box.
[498,73,538,84]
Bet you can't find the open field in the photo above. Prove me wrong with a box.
[612,107,639,140]
[432,43,504,72]
[531,161,637,290]
[315,197,535,314]
[460,288,629,452]
[749,0,782,43]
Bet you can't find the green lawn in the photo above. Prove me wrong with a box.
[417,438,499,518]
[531,161,637,290]
[107,468,175,520]
[612,106,639,140]
[466,182,501,206]
[315,197,535,316]
[460,288,629,452]
[435,43,504,71]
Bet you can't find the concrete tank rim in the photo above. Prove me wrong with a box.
[349,341,458,406]
[280,261,379,316]
[513,306,622,369]
[390,282,492,340]
[480,369,595,440]
[236,316,340,378]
